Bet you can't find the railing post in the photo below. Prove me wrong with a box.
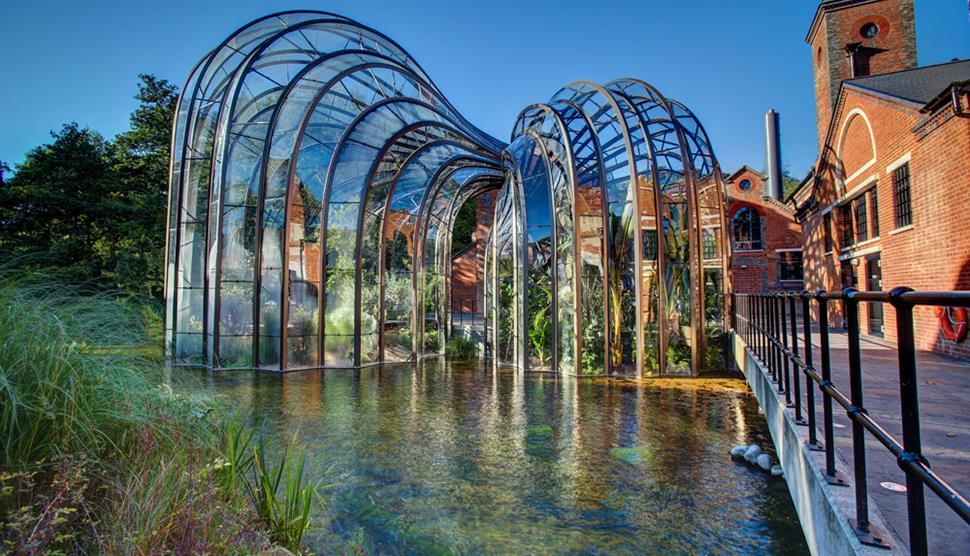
[770,294,779,384]
[801,292,821,449]
[789,294,802,421]
[844,289,871,529]
[741,295,747,344]
[780,293,792,405]
[755,295,762,361]
[817,291,846,485]
[731,292,736,330]
[762,295,769,365]
[890,286,928,556]
[844,288,889,547]
[755,294,767,364]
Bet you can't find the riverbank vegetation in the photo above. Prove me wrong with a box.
[0,272,321,553]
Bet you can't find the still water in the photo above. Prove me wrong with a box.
[182,360,808,555]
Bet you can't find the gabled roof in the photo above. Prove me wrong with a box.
[793,59,969,218]
[725,165,765,183]
[845,59,970,106]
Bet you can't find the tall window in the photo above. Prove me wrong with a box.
[779,251,803,281]
[823,212,833,252]
[838,204,853,247]
[702,229,717,260]
[892,163,912,228]
[854,196,868,243]
[733,207,762,251]
[870,188,880,237]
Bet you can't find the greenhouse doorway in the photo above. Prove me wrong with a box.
[448,192,495,351]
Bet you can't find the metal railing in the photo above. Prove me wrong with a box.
[732,288,970,555]
[451,297,483,326]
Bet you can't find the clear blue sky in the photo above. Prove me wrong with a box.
[1,0,967,176]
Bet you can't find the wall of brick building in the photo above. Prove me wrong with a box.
[726,168,804,294]
[450,191,496,314]
[799,86,970,359]
[808,0,917,148]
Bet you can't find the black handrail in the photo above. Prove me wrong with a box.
[732,288,970,555]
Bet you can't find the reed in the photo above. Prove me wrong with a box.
[0,269,320,553]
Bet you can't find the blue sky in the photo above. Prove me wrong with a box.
[1,0,967,176]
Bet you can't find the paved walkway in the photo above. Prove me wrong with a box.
[797,329,970,554]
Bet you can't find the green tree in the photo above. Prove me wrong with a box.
[0,123,121,281]
[782,169,805,200]
[450,196,477,255]
[0,74,177,297]
[110,74,178,297]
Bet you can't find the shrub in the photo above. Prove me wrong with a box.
[445,335,479,359]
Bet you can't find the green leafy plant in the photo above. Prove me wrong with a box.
[445,335,479,359]
[244,438,322,551]
[527,259,553,365]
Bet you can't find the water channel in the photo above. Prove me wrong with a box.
[179,360,808,554]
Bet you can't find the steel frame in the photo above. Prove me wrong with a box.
[164,11,730,375]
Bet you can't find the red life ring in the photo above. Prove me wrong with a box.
[935,307,968,343]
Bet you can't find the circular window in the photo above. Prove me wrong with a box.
[739,179,752,191]
[861,22,879,38]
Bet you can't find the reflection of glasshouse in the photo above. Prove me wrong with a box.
[164,11,730,376]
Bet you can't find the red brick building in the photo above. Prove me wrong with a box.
[790,0,970,358]
[450,191,495,315]
[725,166,804,293]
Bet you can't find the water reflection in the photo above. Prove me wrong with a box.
[182,360,807,554]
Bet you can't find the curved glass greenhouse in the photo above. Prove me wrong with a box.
[164,11,730,376]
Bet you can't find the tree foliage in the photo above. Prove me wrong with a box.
[450,196,477,255]
[0,74,177,297]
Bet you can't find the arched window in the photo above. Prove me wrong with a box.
[733,207,762,251]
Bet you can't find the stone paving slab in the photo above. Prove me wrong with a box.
[797,329,970,555]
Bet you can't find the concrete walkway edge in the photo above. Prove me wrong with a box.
[731,332,904,556]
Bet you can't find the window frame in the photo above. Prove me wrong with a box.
[823,212,833,252]
[892,162,912,229]
[778,250,803,282]
[838,204,854,248]
[870,188,880,237]
[854,195,868,243]
[732,206,763,251]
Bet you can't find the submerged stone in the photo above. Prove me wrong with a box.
[526,424,553,438]
[771,464,784,477]
[757,453,773,471]
[611,445,652,465]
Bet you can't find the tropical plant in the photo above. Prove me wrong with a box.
[445,335,479,359]
[527,258,553,365]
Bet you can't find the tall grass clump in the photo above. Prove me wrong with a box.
[0,270,323,553]
[0,272,164,469]
[246,438,322,550]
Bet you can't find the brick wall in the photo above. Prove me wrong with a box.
[450,191,496,313]
[726,168,804,294]
[799,86,970,359]
[808,0,917,148]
